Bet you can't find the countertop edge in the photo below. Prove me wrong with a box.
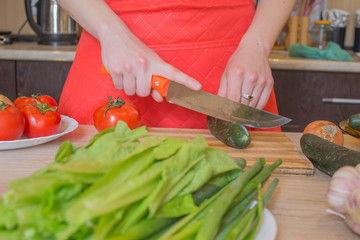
[1,43,360,73]
[0,49,75,62]
[269,57,360,73]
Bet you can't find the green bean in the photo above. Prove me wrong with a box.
[217,178,279,240]
[195,158,265,240]
[171,219,203,240]
[244,179,279,240]
[242,184,263,240]
[106,218,179,240]
[218,189,257,234]
[231,159,282,207]
[227,208,256,240]
[158,186,227,240]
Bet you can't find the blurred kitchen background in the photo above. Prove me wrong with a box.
[0,0,360,133]
[0,0,81,45]
[0,0,359,48]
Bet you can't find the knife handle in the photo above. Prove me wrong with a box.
[151,75,169,97]
[100,64,110,75]
[100,64,169,97]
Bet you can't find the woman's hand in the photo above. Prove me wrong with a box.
[217,44,273,109]
[57,0,201,102]
[99,21,201,102]
[217,0,296,109]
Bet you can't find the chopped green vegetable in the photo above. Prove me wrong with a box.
[0,121,281,240]
[195,159,265,240]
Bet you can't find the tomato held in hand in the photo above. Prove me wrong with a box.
[0,101,25,141]
[14,93,58,110]
[93,96,140,131]
[22,100,61,138]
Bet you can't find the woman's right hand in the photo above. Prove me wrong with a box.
[57,0,201,102]
[99,20,201,102]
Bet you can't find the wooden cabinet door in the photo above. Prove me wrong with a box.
[273,70,360,132]
[16,61,72,103]
[0,60,16,101]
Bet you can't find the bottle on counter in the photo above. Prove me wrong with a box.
[354,10,360,54]
[310,20,333,50]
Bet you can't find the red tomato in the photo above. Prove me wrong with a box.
[303,120,344,146]
[93,97,140,131]
[0,101,25,141]
[22,101,61,138]
[14,94,58,110]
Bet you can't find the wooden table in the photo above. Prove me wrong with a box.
[1,125,359,240]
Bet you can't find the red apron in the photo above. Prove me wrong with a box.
[59,0,281,131]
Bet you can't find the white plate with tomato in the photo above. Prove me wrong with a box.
[0,115,78,150]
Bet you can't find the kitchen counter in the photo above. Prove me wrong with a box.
[1,42,360,72]
[0,125,360,240]
[270,50,360,73]
[0,42,76,62]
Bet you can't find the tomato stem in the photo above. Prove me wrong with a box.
[28,100,57,114]
[104,96,125,116]
[31,93,43,99]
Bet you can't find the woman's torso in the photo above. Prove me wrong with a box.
[59,0,279,131]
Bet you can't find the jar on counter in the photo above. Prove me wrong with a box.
[354,10,360,53]
[310,20,333,50]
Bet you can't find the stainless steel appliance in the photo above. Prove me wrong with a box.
[0,31,12,45]
[25,0,78,46]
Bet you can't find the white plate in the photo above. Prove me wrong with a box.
[0,115,78,150]
[255,207,277,240]
[247,200,277,240]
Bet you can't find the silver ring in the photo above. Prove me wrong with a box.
[241,93,253,101]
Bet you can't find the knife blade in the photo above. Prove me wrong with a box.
[151,75,291,128]
[100,65,291,128]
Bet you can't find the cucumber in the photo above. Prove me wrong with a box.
[300,133,360,176]
[348,113,360,131]
[207,116,251,149]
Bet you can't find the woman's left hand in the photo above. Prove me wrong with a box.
[217,44,273,109]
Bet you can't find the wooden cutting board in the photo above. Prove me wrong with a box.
[148,128,314,176]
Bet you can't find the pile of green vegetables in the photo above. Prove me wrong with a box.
[0,121,281,240]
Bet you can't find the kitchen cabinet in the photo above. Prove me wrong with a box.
[0,60,72,103]
[16,61,72,103]
[273,70,360,132]
[1,58,359,133]
[0,60,16,100]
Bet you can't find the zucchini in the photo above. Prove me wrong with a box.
[348,113,360,131]
[300,133,360,176]
[207,116,251,149]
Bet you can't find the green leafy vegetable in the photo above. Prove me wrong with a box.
[0,121,280,240]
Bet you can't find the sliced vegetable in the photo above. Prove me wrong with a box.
[207,116,251,149]
[300,133,360,176]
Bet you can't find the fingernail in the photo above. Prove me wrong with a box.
[193,81,202,90]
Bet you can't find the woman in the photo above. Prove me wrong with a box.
[57,0,296,131]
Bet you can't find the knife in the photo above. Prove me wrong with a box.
[100,65,291,128]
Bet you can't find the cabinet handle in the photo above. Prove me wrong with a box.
[322,98,360,104]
